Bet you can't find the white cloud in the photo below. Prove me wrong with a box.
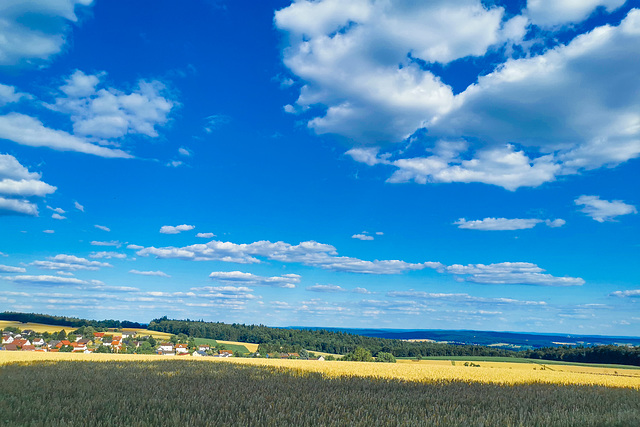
[74,201,84,212]
[126,244,143,250]
[526,0,627,27]
[166,160,183,168]
[0,84,29,105]
[275,0,510,144]
[306,284,345,293]
[610,289,640,298]
[47,206,65,214]
[90,240,121,247]
[30,254,112,271]
[208,271,300,288]
[0,0,93,67]
[283,3,640,190]
[203,114,230,133]
[137,239,430,274]
[94,224,110,232]
[445,262,585,286]
[387,291,547,306]
[0,154,57,216]
[43,229,55,234]
[178,147,191,157]
[0,197,38,216]
[196,232,215,238]
[0,113,132,158]
[352,233,374,241]
[0,264,26,273]
[575,195,637,222]
[90,251,126,259]
[51,213,66,220]
[352,287,372,294]
[160,224,195,234]
[49,70,176,140]
[2,275,96,286]
[454,217,565,231]
[129,269,170,278]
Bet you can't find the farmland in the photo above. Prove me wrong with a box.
[1,357,638,426]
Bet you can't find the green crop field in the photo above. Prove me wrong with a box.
[410,355,640,370]
[193,337,250,354]
[1,360,638,426]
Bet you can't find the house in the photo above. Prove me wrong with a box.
[158,343,174,353]
[32,338,45,346]
[71,342,87,352]
[192,350,207,357]
[93,332,105,339]
[217,350,233,357]
[77,339,92,346]
[317,356,325,361]
[121,330,137,338]
[175,344,189,354]
[4,344,18,351]
[198,344,210,352]
[2,335,14,344]
[48,340,61,349]
[13,339,30,348]
[111,340,122,352]
[57,340,71,348]
[21,345,36,351]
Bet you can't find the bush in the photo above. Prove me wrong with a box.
[375,352,396,363]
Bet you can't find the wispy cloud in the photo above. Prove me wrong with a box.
[610,289,640,298]
[30,254,112,272]
[129,269,171,278]
[306,284,345,293]
[94,225,110,232]
[454,217,565,230]
[0,265,26,273]
[209,271,300,288]
[575,195,637,222]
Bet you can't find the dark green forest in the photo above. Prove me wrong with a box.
[3,312,639,366]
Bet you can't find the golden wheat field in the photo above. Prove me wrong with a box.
[2,351,638,389]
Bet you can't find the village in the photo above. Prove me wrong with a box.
[0,325,326,360]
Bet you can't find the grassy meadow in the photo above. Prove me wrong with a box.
[1,357,638,426]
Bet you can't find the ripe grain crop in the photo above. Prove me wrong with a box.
[2,351,638,389]
[1,359,638,426]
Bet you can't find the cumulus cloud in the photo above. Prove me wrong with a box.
[209,271,300,288]
[0,264,26,273]
[30,254,112,272]
[0,154,57,216]
[0,84,29,105]
[196,232,215,238]
[136,239,430,274]
[48,70,176,140]
[280,2,640,190]
[454,217,565,230]
[160,224,195,234]
[352,233,374,241]
[0,0,94,67]
[51,213,66,220]
[445,262,585,286]
[525,0,627,27]
[575,195,637,222]
[0,113,132,158]
[129,269,170,278]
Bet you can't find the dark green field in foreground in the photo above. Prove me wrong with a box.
[1,361,638,426]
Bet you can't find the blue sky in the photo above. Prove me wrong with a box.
[0,0,638,336]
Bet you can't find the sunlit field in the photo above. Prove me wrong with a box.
[1,358,638,426]
[2,351,638,389]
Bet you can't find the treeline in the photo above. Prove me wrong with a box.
[147,317,514,358]
[523,345,640,366]
[0,311,145,330]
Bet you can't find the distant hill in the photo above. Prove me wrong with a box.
[287,327,640,349]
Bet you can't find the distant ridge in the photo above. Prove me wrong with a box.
[285,327,640,349]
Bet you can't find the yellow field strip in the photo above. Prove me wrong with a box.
[1,352,638,389]
[0,321,75,334]
[215,340,259,352]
